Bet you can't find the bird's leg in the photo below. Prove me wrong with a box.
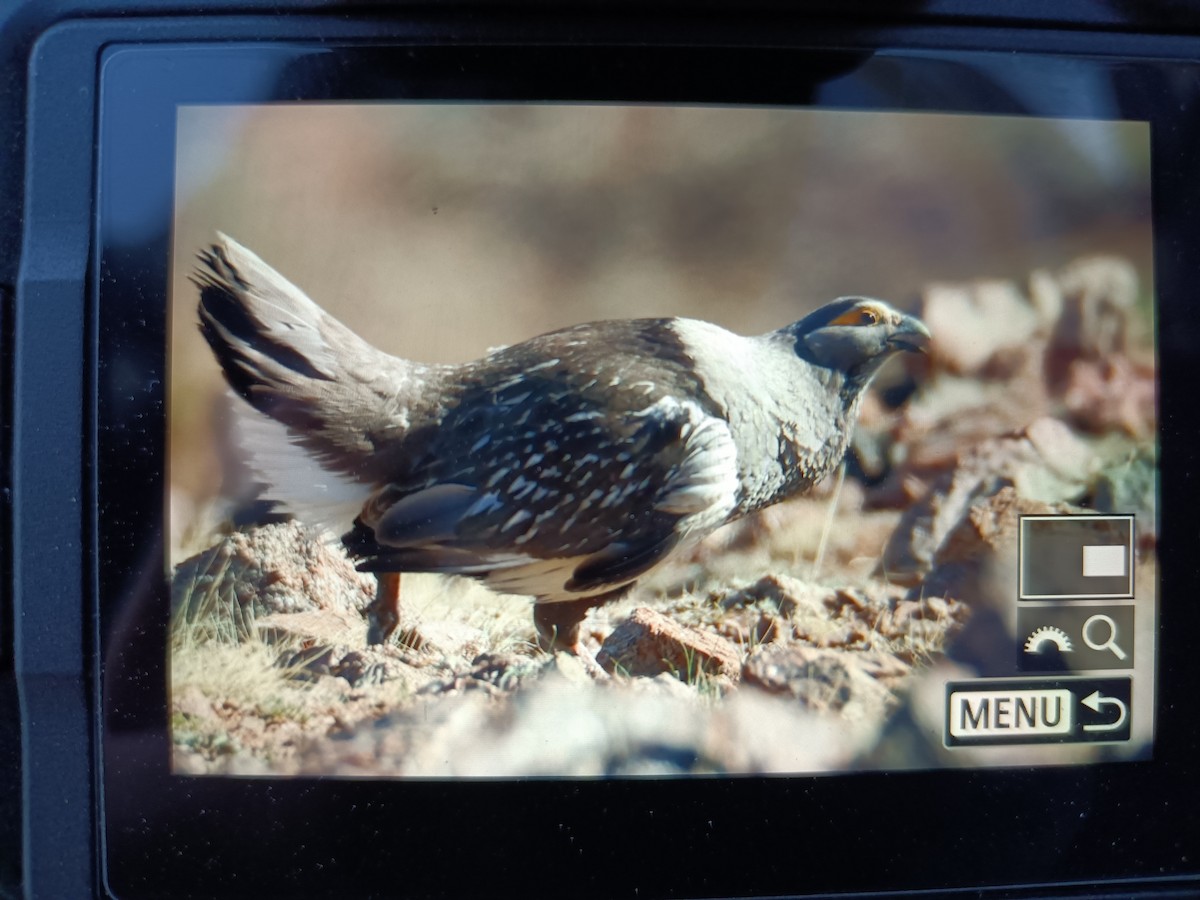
[366,572,402,645]
[534,588,629,660]
[533,597,597,654]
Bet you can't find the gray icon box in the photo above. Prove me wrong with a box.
[1017,605,1134,672]
[1019,515,1134,600]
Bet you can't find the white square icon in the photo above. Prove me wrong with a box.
[1082,544,1126,579]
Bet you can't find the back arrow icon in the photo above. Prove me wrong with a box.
[1081,690,1127,732]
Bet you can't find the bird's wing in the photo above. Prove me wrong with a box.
[352,387,741,600]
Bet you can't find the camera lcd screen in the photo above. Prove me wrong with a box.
[165,99,1153,776]
[86,39,1191,897]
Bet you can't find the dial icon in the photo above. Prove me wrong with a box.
[1024,625,1074,654]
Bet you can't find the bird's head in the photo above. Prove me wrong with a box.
[786,296,930,392]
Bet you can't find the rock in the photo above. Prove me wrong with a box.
[408,619,488,659]
[1047,256,1138,369]
[714,573,805,617]
[329,650,414,687]
[817,584,967,652]
[256,609,363,646]
[174,684,219,724]
[933,485,1030,566]
[717,612,784,648]
[922,486,1073,609]
[597,607,742,682]
[739,645,898,735]
[921,279,1042,376]
[742,645,855,713]
[172,522,375,636]
[712,573,860,622]
[879,418,1092,584]
[885,376,1050,480]
[1061,356,1155,438]
[1023,417,1096,485]
[873,256,1147,517]
[276,644,340,680]
[275,641,416,687]
[466,652,546,693]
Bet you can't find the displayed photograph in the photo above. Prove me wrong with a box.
[168,103,1156,777]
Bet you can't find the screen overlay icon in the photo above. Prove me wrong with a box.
[1020,516,1134,600]
[1018,606,1134,671]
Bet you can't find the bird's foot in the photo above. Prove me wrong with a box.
[366,606,425,650]
[534,598,613,679]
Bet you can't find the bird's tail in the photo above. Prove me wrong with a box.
[194,234,436,482]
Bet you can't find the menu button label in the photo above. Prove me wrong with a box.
[945,678,1132,746]
[949,688,1073,739]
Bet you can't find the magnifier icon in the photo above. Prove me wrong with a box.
[1082,614,1128,660]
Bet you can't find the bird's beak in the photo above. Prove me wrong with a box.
[887,314,932,354]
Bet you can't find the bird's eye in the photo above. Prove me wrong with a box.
[828,304,886,328]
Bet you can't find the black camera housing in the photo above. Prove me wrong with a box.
[3,3,1199,898]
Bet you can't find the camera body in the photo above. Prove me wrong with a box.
[3,3,1199,898]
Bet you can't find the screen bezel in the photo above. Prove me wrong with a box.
[79,28,1200,899]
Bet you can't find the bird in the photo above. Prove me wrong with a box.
[194,234,930,660]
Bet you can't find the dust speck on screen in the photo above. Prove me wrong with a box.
[167,104,1154,778]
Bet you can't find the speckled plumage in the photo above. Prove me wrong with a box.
[196,234,930,655]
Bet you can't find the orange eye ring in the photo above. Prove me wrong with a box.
[829,305,885,327]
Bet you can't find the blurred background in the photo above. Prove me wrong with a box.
[169,103,1152,524]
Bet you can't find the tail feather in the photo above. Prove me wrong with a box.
[194,234,439,481]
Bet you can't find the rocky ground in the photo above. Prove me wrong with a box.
[170,256,1156,777]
